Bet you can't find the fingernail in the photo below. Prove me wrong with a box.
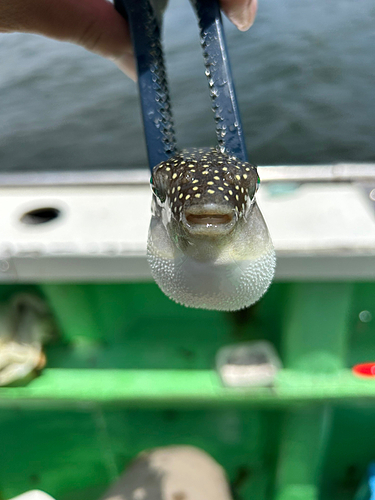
[233,0,258,31]
[114,52,138,81]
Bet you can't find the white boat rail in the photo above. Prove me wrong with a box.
[0,164,374,282]
[0,164,373,186]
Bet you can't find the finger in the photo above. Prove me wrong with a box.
[0,0,136,79]
[220,0,258,31]
[113,52,137,81]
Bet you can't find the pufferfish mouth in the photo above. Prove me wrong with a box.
[182,204,236,236]
[186,213,233,225]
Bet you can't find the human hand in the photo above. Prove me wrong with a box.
[0,0,257,80]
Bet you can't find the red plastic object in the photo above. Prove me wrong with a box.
[352,362,375,378]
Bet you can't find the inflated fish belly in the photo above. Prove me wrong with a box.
[147,148,276,311]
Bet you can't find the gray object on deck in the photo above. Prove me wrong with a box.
[101,446,233,500]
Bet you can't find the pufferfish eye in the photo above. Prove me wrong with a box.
[152,186,166,203]
[151,184,166,203]
[246,170,260,201]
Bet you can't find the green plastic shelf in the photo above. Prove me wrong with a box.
[1,368,375,409]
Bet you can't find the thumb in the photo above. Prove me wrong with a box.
[0,0,137,79]
[220,0,258,31]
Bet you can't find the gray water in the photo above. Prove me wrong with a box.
[0,0,374,172]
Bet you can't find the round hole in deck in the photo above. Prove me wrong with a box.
[20,207,61,225]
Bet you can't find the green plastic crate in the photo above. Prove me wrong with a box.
[0,281,374,500]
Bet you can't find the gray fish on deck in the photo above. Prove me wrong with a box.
[147,147,275,311]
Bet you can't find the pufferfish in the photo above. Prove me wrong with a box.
[147,148,276,311]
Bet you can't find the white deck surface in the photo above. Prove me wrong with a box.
[0,170,374,281]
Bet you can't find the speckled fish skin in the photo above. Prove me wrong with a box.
[152,148,258,225]
[147,147,276,311]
